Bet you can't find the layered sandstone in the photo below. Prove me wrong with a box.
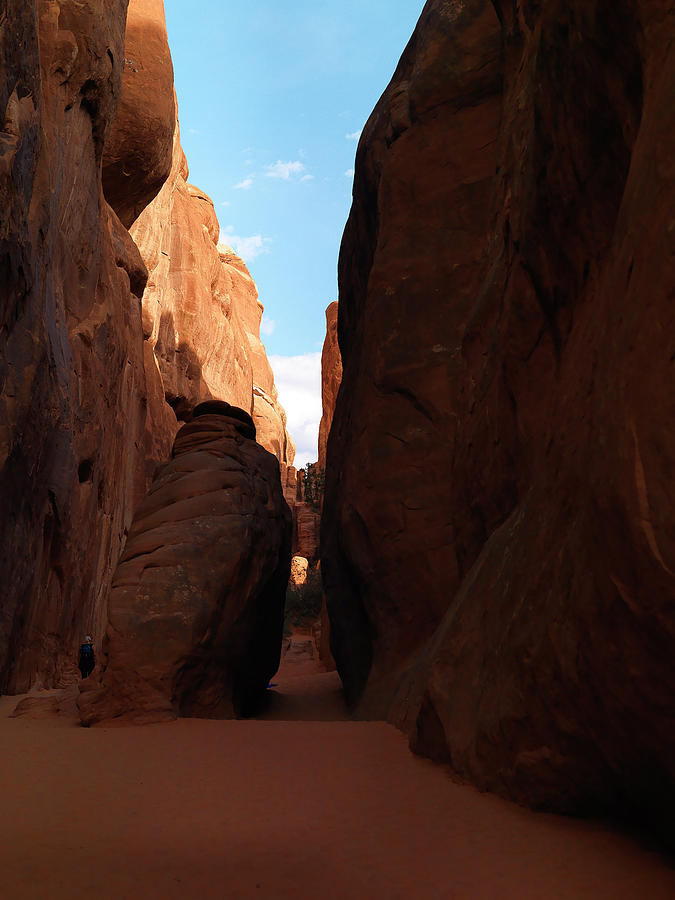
[0,0,169,692]
[129,124,294,466]
[79,403,292,725]
[0,0,294,697]
[317,301,341,471]
[294,501,320,561]
[322,0,675,840]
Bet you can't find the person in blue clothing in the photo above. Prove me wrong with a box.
[78,635,95,679]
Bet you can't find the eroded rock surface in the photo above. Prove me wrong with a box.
[322,0,675,839]
[318,301,342,472]
[102,0,176,227]
[130,125,294,465]
[0,0,295,695]
[79,403,292,725]
[0,0,164,692]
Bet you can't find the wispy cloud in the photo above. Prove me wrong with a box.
[260,316,276,336]
[345,130,362,141]
[265,160,306,180]
[233,177,254,190]
[219,227,272,264]
[300,174,315,183]
[220,200,231,207]
[269,352,322,469]
[345,168,355,178]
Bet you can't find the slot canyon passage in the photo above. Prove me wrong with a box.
[1,0,675,897]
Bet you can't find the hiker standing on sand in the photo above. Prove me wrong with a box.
[78,635,95,679]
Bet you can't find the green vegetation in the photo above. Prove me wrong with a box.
[284,567,323,634]
[301,463,325,510]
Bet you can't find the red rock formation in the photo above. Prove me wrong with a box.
[79,403,292,725]
[322,0,675,839]
[318,301,342,472]
[102,0,176,228]
[0,0,168,692]
[281,465,299,509]
[295,501,320,562]
[221,244,296,465]
[130,125,295,466]
[0,0,292,696]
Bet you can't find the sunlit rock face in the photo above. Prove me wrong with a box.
[0,0,293,695]
[290,556,309,586]
[102,0,176,228]
[0,0,164,692]
[322,0,675,838]
[317,301,342,472]
[129,125,295,467]
[79,403,292,725]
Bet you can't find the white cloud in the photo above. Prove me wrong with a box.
[260,316,276,336]
[300,174,315,183]
[269,352,322,469]
[234,177,254,190]
[219,227,272,263]
[345,130,362,141]
[265,160,306,180]
[220,200,231,207]
[345,168,355,178]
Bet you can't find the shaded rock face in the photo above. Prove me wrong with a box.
[322,0,675,837]
[102,0,175,228]
[0,0,294,695]
[317,301,342,472]
[79,403,292,725]
[0,0,165,692]
[295,502,320,562]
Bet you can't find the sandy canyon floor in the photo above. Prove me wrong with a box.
[1,633,674,900]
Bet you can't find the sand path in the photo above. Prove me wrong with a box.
[1,634,674,899]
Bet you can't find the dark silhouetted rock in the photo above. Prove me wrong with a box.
[318,301,342,472]
[322,0,675,843]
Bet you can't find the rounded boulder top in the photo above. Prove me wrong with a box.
[191,400,256,440]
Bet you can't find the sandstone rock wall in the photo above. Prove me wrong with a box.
[322,0,675,839]
[102,0,176,228]
[0,0,165,692]
[129,123,295,466]
[79,403,292,725]
[0,0,294,694]
[317,301,341,472]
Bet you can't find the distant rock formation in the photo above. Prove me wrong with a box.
[290,556,309,586]
[130,119,295,466]
[321,0,675,841]
[318,301,342,472]
[79,403,292,725]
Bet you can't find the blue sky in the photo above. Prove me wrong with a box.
[163,0,425,464]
